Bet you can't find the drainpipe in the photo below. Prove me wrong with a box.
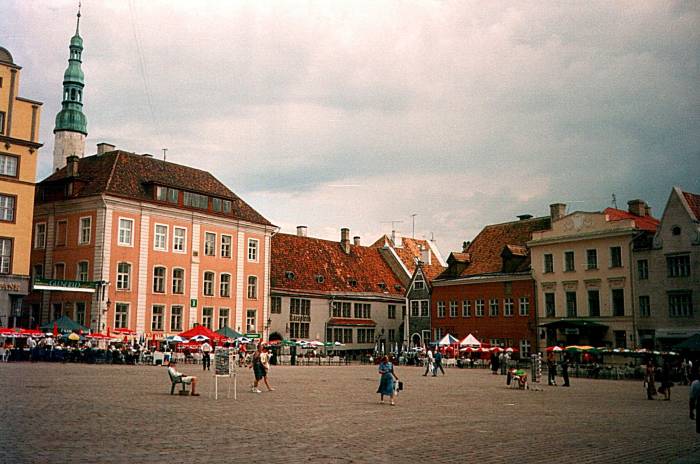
[629,231,644,349]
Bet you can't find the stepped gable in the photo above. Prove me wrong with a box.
[39,150,271,225]
[271,233,404,295]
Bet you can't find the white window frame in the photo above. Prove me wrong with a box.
[247,275,258,299]
[519,297,530,316]
[203,271,215,296]
[170,305,183,332]
[564,250,575,272]
[204,232,216,257]
[114,302,130,329]
[0,194,14,222]
[153,224,168,251]
[475,299,485,317]
[247,238,259,262]
[246,309,257,333]
[519,339,532,357]
[76,261,89,281]
[173,227,187,253]
[220,273,231,297]
[437,301,445,318]
[489,298,499,317]
[503,298,514,317]
[118,218,134,247]
[172,267,185,295]
[116,262,131,290]
[0,153,18,176]
[78,216,91,245]
[449,301,458,318]
[218,307,230,330]
[221,234,232,258]
[151,304,165,331]
[462,300,471,317]
[34,222,47,249]
[202,307,214,329]
[153,265,167,294]
[410,300,420,317]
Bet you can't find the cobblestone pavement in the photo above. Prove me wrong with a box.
[1,362,698,464]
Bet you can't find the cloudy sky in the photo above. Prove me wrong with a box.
[3,0,699,255]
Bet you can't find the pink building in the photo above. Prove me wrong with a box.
[27,146,275,338]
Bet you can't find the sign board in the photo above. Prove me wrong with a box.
[190,298,197,308]
[246,333,261,339]
[213,348,236,400]
[33,278,97,293]
[564,328,579,335]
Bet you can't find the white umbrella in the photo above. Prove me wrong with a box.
[190,334,210,342]
[437,334,459,346]
[166,335,187,343]
[459,333,481,347]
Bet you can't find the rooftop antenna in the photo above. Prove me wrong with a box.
[410,213,417,239]
[611,193,618,209]
[162,148,167,161]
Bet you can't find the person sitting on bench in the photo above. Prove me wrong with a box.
[168,359,200,396]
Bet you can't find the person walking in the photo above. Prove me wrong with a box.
[422,348,434,376]
[658,359,672,401]
[433,350,445,376]
[561,354,570,387]
[201,340,213,371]
[377,355,399,405]
[645,360,657,400]
[689,375,700,433]
[249,344,274,393]
[547,351,557,386]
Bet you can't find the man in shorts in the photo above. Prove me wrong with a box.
[168,359,200,396]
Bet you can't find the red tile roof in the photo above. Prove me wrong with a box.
[683,191,700,221]
[370,235,446,281]
[603,208,659,233]
[327,318,376,327]
[38,151,272,226]
[271,233,405,296]
[441,216,551,278]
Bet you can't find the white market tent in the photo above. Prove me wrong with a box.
[437,334,459,346]
[460,333,481,347]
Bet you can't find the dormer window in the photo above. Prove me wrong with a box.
[378,282,387,290]
[394,284,402,291]
[348,279,357,287]
[285,271,295,280]
[315,275,325,284]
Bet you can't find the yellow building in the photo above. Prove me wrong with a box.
[0,47,43,327]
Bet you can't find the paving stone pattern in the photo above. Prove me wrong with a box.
[1,363,698,463]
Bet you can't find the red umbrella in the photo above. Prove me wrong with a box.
[546,346,563,352]
[52,323,59,337]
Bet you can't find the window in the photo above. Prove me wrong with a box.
[220,273,231,297]
[544,254,554,273]
[421,300,429,317]
[204,232,216,256]
[0,154,18,176]
[0,194,15,222]
[116,262,131,290]
[118,218,133,246]
[75,302,86,327]
[610,246,622,268]
[489,298,499,317]
[212,198,222,212]
[170,305,183,332]
[462,300,471,317]
[504,298,514,317]
[519,339,532,357]
[357,328,375,344]
[33,264,43,280]
[76,261,89,281]
[637,260,649,280]
[437,301,446,318]
[639,296,651,318]
[153,266,166,293]
[34,223,46,249]
[612,289,625,316]
[151,305,164,331]
[354,303,371,319]
[564,251,575,272]
[545,293,555,317]
[221,235,232,258]
[672,226,681,236]
[669,292,693,318]
[566,291,577,317]
[115,303,129,329]
[0,112,4,135]
[414,273,424,290]
[246,309,257,333]
[223,200,232,214]
[475,299,484,317]
[53,262,65,279]
[328,327,353,344]
[183,191,209,209]
[155,186,179,204]
[586,249,597,269]
[290,321,310,339]
[0,238,12,274]
[271,296,282,314]
[614,330,627,349]
[588,290,600,317]
[173,227,186,253]
[410,301,420,317]
[449,301,458,318]
[248,238,259,261]
[667,255,691,278]
[518,297,529,316]
[79,217,91,244]
[332,301,351,318]
[55,220,67,247]
[247,276,257,299]
[172,268,185,294]
[154,224,168,251]
[388,304,396,319]
[218,308,230,329]
[388,329,396,342]
[202,307,213,329]
[291,298,311,316]
[203,272,214,296]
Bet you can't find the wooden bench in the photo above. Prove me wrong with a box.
[168,368,190,395]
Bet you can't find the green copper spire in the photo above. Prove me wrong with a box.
[54,4,87,135]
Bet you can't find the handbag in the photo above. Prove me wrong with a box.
[398,381,404,391]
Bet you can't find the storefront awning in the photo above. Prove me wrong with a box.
[33,278,98,293]
[540,319,608,330]
[327,318,376,327]
[656,328,700,339]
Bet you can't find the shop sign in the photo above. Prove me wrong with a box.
[246,333,261,339]
[289,314,311,322]
[33,278,97,293]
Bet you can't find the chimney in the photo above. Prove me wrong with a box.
[644,204,652,217]
[66,155,79,177]
[340,228,350,254]
[517,214,533,221]
[353,236,361,246]
[97,142,115,155]
[296,226,307,237]
[420,248,431,265]
[550,203,566,221]
[627,199,647,217]
[462,241,470,252]
[142,153,153,158]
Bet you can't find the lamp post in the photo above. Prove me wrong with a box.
[104,299,112,333]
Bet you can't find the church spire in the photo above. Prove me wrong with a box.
[53,3,87,171]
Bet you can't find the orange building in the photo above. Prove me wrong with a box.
[28,147,275,337]
[0,47,43,327]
